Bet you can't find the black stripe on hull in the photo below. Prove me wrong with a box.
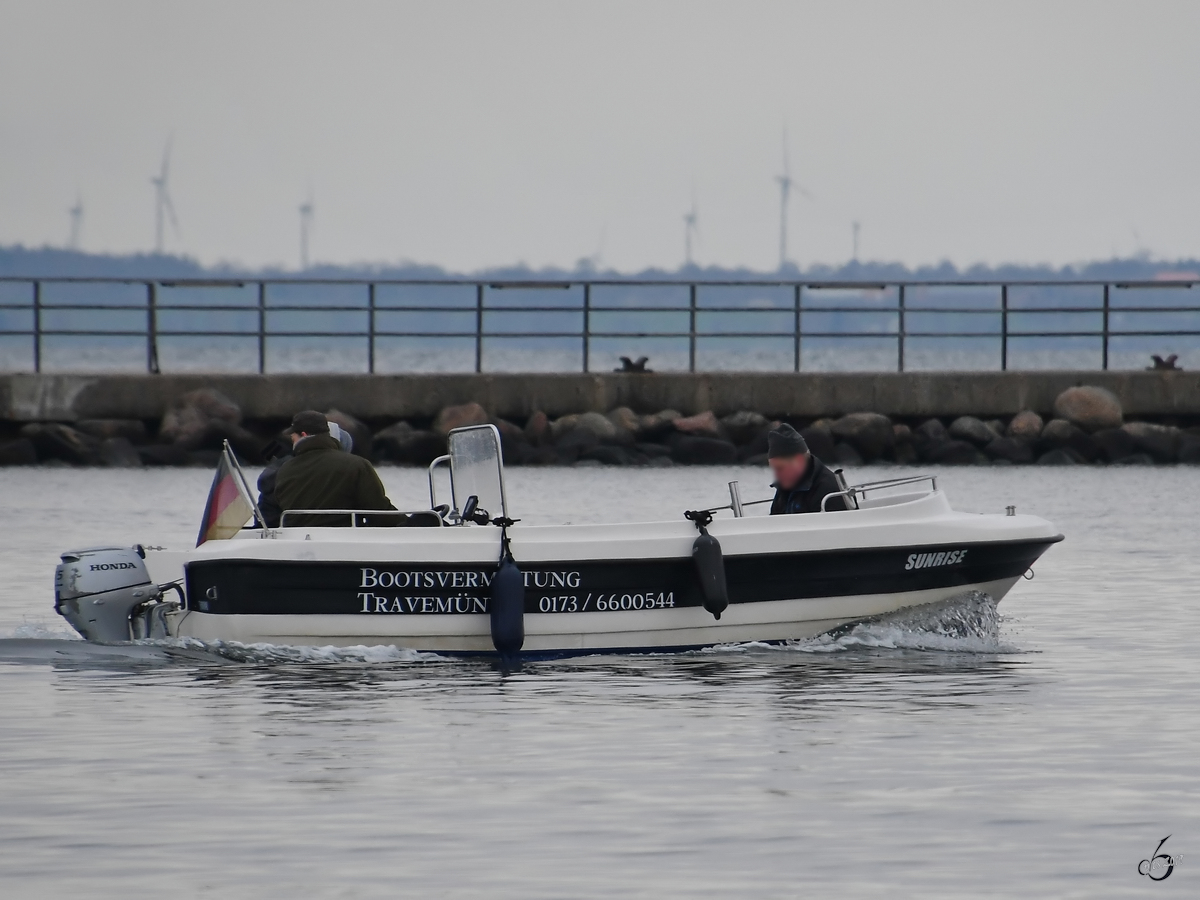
[185,538,1060,617]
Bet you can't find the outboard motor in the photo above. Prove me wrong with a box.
[55,547,157,642]
[685,510,729,619]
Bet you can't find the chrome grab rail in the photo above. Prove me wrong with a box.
[279,508,444,528]
[821,474,939,512]
[428,454,451,513]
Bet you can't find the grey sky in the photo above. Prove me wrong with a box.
[2,1,1197,272]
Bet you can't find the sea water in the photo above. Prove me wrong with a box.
[0,465,1197,898]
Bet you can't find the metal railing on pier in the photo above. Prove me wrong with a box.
[1,276,1198,374]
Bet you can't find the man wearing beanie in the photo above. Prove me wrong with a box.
[767,423,850,515]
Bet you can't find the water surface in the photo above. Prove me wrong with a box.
[1,465,1196,898]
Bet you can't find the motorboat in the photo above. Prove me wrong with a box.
[53,425,1062,657]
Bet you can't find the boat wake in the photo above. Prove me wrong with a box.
[711,592,1012,656]
[162,636,441,665]
[4,592,1010,668]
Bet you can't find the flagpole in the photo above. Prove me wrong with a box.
[224,440,266,530]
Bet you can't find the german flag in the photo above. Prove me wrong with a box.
[197,444,255,545]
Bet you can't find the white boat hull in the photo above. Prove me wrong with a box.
[172,576,1022,653]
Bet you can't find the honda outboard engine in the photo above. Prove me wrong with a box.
[55,547,158,642]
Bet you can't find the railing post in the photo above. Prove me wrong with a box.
[1102,283,1110,370]
[1000,284,1008,371]
[897,284,906,372]
[474,283,484,373]
[257,282,266,374]
[146,282,160,374]
[32,280,41,373]
[793,283,801,372]
[688,283,697,373]
[367,282,376,374]
[582,282,590,373]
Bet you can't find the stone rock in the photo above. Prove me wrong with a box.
[985,419,1006,438]
[187,449,223,468]
[98,437,143,468]
[1113,452,1155,466]
[799,425,836,463]
[892,441,919,465]
[491,417,527,446]
[673,410,724,440]
[635,442,672,459]
[606,407,641,434]
[1038,419,1101,462]
[984,437,1035,464]
[433,402,489,435]
[19,423,100,465]
[580,445,633,466]
[670,436,738,465]
[573,458,603,468]
[738,429,770,460]
[927,439,987,465]
[949,416,1000,447]
[741,452,769,467]
[0,438,37,466]
[201,419,266,463]
[138,443,191,466]
[74,419,147,444]
[553,411,618,442]
[637,409,682,441]
[912,419,949,462]
[1007,410,1044,440]
[1039,418,1083,449]
[646,455,676,468]
[373,421,448,465]
[1053,385,1123,432]
[1037,448,1085,466]
[525,411,550,445]
[830,412,893,461]
[720,410,769,445]
[915,418,948,442]
[1178,432,1200,464]
[158,388,242,446]
[830,442,864,467]
[1092,428,1137,463]
[324,409,373,458]
[1121,422,1182,463]
[553,429,599,465]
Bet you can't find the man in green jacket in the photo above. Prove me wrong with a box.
[275,410,398,527]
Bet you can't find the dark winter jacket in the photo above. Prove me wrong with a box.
[275,434,397,526]
[256,451,291,528]
[769,455,850,515]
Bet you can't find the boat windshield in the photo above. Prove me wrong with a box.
[448,424,508,519]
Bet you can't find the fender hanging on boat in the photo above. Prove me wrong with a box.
[685,510,729,619]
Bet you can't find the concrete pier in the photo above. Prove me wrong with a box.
[3,371,1200,423]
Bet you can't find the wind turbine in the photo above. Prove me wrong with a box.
[150,139,179,254]
[67,194,83,251]
[776,130,813,270]
[683,192,699,266]
[299,191,314,269]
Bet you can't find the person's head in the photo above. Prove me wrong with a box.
[328,422,354,453]
[284,410,329,446]
[767,423,811,489]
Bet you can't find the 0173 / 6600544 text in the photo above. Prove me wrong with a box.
[538,592,675,613]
